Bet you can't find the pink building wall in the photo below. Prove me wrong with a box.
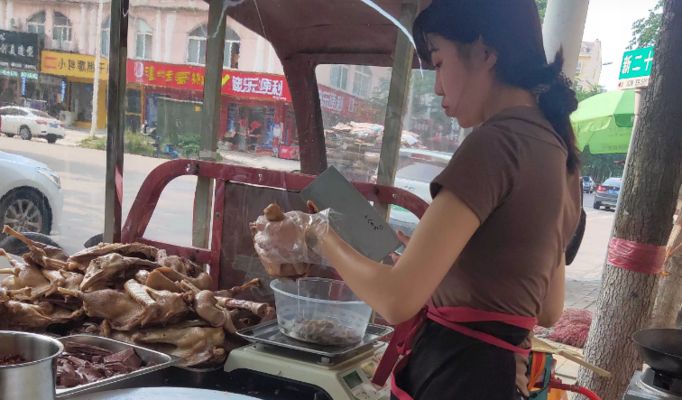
[0,0,284,74]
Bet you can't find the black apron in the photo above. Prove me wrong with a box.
[392,320,530,400]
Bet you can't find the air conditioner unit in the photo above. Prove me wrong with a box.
[9,18,20,30]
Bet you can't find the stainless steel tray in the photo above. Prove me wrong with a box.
[236,320,393,359]
[55,334,179,399]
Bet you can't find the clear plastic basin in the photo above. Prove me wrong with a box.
[270,278,372,346]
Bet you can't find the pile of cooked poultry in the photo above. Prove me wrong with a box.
[0,226,273,367]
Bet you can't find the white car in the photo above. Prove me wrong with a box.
[388,149,452,235]
[0,106,66,144]
[0,151,63,236]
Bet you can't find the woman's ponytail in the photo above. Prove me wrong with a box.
[535,52,580,172]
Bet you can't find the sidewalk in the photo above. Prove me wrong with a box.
[59,130,301,173]
[549,280,601,383]
[61,127,104,147]
[218,148,300,171]
[565,280,601,312]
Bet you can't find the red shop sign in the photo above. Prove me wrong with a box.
[318,86,377,121]
[127,60,292,102]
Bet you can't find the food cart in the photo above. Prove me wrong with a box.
[0,1,604,399]
[0,1,430,399]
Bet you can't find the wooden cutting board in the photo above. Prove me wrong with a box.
[531,337,611,378]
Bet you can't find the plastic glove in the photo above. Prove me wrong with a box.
[250,204,330,278]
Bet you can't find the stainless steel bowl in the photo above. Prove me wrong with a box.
[0,330,64,400]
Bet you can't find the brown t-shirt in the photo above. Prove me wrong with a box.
[430,106,581,317]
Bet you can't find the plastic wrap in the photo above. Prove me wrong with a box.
[607,237,666,274]
[251,205,331,277]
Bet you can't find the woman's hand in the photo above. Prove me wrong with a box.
[250,207,330,276]
[317,190,480,325]
[390,231,411,263]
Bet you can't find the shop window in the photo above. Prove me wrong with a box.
[352,66,372,98]
[223,28,240,69]
[101,16,110,57]
[187,25,208,65]
[53,12,72,43]
[330,65,349,91]
[135,19,153,60]
[27,11,46,35]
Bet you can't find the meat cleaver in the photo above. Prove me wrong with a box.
[300,166,401,261]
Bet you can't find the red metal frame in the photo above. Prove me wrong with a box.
[122,159,429,289]
[549,378,601,400]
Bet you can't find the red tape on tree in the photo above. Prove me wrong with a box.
[607,238,667,274]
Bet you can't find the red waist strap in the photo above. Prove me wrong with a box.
[372,305,537,386]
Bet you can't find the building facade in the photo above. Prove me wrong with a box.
[0,0,292,129]
[575,39,602,90]
[0,0,388,159]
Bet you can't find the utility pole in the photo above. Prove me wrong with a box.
[374,0,419,220]
[192,0,227,248]
[541,0,589,78]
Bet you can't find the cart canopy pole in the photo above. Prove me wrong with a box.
[103,0,129,243]
[375,0,419,220]
[193,0,227,248]
[284,55,328,175]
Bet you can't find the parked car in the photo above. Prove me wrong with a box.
[0,151,63,236]
[593,177,622,210]
[388,149,452,235]
[0,106,66,144]
[582,176,595,193]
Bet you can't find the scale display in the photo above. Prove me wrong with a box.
[343,371,364,389]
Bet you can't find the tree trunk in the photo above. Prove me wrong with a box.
[650,188,682,328]
[577,1,682,398]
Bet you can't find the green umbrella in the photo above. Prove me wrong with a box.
[571,89,635,154]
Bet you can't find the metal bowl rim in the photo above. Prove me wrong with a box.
[0,330,64,369]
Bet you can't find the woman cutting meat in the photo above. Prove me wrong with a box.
[252,0,582,398]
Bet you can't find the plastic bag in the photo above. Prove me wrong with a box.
[250,204,330,278]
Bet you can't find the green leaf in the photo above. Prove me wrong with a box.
[535,0,547,20]
[628,0,663,50]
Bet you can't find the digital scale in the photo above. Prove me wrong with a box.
[225,321,393,400]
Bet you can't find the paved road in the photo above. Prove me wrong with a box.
[569,192,614,282]
[1,134,197,254]
[0,133,614,290]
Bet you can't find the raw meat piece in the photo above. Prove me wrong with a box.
[0,354,26,366]
[158,252,202,277]
[130,325,226,367]
[67,243,161,272]
[0,250,51,299]
[56,341,145,388]
[193,290,238,333]
[80,254,159,292]
[59,288,147,331]
[103,347,142,370]
[214,278,261,298]
[215,297,271,318]
[154,266,211,290]
[144,269,182,292]
[2,300,83,329]
[123,279,189,326]
[40,269,84,297]
[2,226,68,270]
